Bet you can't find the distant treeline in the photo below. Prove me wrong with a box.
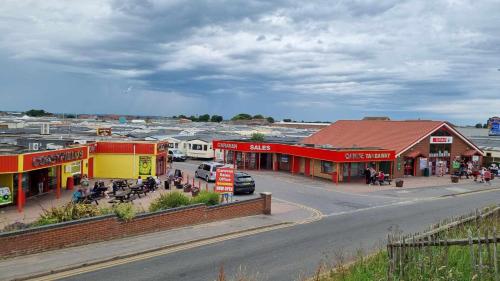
[173,113,275,123]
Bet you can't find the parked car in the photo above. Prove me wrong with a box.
[195,162,225,182]
[168,149,187,162]
[233,172,255,195]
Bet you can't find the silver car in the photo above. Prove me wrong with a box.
[195,162,225,182]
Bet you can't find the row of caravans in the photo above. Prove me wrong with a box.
[162,136,224,160]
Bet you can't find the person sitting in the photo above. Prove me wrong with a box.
[72,189,84,203]
[147,176,156,192]
[112,180,119,195]
[137,176,143,186]
[377,171,385,185]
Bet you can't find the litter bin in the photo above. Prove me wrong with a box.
[395,179,404,188]
[451,175,459,183]
[66,176,74,190]
[423,168,430,177]
[164,180,170,190]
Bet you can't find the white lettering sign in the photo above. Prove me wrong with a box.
[217,143,238,149]
[249,144,271,151]
[344,153,391,160]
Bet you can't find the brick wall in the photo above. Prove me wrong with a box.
[0,193,271,258]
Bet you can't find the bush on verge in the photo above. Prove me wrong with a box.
[149,192,191,212]
[113,203,136,221]
[191,191,220,206]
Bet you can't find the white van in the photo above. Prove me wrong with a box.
[168,149,187,162]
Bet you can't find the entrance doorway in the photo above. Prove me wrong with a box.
[342,162,365,182]
[259,153,272,170]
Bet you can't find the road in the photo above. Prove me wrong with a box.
[59,161,500,281]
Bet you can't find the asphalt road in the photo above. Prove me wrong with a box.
[59,166,500,281]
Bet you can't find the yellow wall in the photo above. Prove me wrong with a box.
[94,154,157,179]
[0,173,14,195]
[61,161,82,188]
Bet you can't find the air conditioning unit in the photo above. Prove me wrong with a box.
[41,123,50,135]
[29,143,40,151]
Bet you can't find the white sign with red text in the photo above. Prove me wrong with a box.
[430,136,453,144]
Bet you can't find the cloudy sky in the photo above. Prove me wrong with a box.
[1,0,499,124]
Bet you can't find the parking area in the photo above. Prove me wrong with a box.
[172,160,500,216]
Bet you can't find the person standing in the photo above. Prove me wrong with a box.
[364,167,371,185]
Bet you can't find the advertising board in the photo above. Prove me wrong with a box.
[0,187,12,206]
[215,167,235,194]
[490,122,500,136]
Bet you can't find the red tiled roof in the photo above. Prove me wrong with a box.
[301,120,446,155]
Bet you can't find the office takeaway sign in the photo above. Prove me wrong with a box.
[215,167,235,193]
[430,136,453,144]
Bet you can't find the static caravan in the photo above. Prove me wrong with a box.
[185,139,213,159]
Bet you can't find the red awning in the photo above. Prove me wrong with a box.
[405,151,424,158]
[462,149,481,157]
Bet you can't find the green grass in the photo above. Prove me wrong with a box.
[319,208,500,281]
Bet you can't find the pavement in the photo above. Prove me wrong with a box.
[0,200,315,281]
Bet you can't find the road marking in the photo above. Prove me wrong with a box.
[273,197,324,224]
[25,223,294,281]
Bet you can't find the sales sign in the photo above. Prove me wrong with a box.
[215,167,235,194]
[430,136,453,144]
[490,122,500,136]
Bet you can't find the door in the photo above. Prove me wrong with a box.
[304,158,310,176]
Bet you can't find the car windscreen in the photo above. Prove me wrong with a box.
[236,176,253,182]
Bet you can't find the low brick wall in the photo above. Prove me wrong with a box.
[0,193,272,258]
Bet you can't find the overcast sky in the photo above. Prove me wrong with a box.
[1,0,499,124]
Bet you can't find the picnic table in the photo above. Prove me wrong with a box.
[130,184,149,198]
[110,191,133,203]
[114,180,129,191]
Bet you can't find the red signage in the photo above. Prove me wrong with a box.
[23,147,88,171]
[430,136,453,144]
[215,167,235,193]
[157,142,169,153]
[213,140,395,162]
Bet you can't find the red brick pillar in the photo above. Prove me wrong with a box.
[17,173,24,213]
[260,192,272,215]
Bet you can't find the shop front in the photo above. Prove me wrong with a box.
[213,140,396,183]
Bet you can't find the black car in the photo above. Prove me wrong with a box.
[233,172,255,195]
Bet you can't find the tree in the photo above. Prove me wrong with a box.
[211,115,223,122]
[283,118,292,122]
[198,114,210,122]
[253,114,264,119]
[266,116,275,123]
[188,115,198,122]
[475,123,483,128]
[25,109,52,117]
[250,133,265,142]
[231,113,252,121]
[65,114,76,119]
[483,124,488,128]
[178,115,188,119]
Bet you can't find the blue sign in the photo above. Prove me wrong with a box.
[490,122,500,136]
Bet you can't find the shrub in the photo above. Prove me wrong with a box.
[113,203,136,222]
[149,192,191,212]
[191,191,220,206]
[35,203,104,226]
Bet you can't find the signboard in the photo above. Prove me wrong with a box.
[24,147,87,170]
[490,122,500,136]
[430,136,453,144]
[0,187,12,206]
[157,142,169,153]
[212,140,396,162]
[215,167,235,193]
[97,128,112,136]
[472,155,480,162]
[138,156,152,175]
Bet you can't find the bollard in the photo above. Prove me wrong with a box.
[192,178,195,186]
[206,183,208,191]
[186,175,189,184]
[198,180,201,189]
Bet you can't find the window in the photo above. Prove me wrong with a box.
[189,144,192,149]
[203,165,210,171]
[174,143,178,148]
[212,165,223,172]
[192,144,203,151]
[183,143,187,149]
[321,161,333,173]
[203,145,208,151]
[168,143,174,148]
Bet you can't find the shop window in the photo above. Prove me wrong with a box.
[321,161,333,173]
[175,143,178,148]
[280,155,289,163]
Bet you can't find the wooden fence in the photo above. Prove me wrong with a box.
[387,206,500,281]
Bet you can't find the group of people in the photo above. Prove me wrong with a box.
[364,166,387,185]
[456,160,496,184]
[71,174,163,203]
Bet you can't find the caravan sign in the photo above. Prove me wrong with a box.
[215,167,235,193]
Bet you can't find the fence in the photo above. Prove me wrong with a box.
[387,206,500,281]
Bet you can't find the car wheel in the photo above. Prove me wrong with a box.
[205,175,210,182]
